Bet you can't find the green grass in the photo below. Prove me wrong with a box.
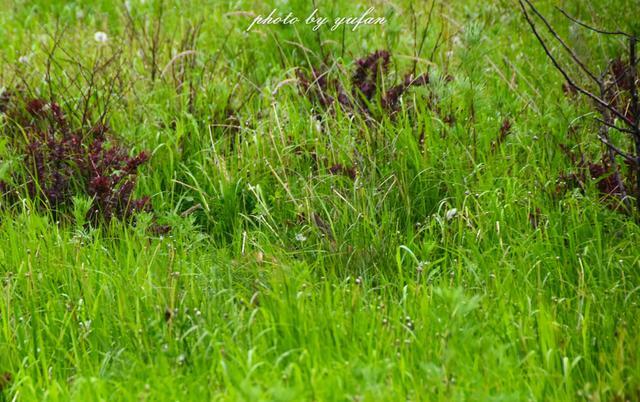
[1,0,640,400]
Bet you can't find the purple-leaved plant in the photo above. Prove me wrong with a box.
[2,94,153,224]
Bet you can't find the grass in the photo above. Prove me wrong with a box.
[1,0,639,400]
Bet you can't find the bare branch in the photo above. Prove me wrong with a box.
[630,36,639,131]
[598,135,637,165]
[518,0,636,128]
[522,0,599,83]
[595,117,636,135]
[556,7,632,38]
[629,36,640,212]
[596,76,632,211]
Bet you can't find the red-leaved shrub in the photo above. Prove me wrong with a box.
[1,94,152,224]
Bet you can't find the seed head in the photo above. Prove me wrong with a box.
[94,31,109,43]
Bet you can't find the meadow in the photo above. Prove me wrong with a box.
[1,0,639,400]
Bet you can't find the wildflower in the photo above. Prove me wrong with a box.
[18,55,29,64]
[295,232,307,242]
[405,316,414,330]
[94,31,108,43]
[313,118,322,133]
[76,9,85,19]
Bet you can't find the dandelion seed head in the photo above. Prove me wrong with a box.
[94,31,109,43]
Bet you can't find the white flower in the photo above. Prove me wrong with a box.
[445,208,458,221]
[94,31,109,43]
[76,9,85,19]
[18,55,30,64]
[417,261,428,272]
[295,233,307,242]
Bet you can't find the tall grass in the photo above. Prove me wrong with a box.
[0,0,639,400]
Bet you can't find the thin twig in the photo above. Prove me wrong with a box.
[518,0,635,128]
[629,36,639,132]
[556,7,632,38]
[595,117,636,135]
[597,74,631,210]
[597,135,637,165]
[629,36,640,212]
[523,0,599,84]
[413,0,437,75]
